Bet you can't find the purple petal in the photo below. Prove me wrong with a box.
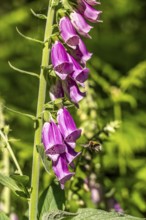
[49,79,64,101]
[42,121,65,156]
[65,143,81,165]
[51,41,73,80]
[68,54,89,84]
[62,76,86,105]
[78,0,102,23]
[57,108,82,142]
[59,16,80,49]
[85,0,100,5]
[53,154,74,189]
[71,38,92,65]
[70,11,92,38]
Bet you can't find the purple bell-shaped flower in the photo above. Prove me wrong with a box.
[71,38,92,66]
[78,0,102,23]
[53,154,74,189]
[70,11,92,38]
[68,54,89,85]
[62,76,86,105]
[57,108,82,143]
[42,121,65,158]
[59,16,80,49]
[51,41,73,80]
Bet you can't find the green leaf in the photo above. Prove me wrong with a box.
[16,27,44,44]
[36,144,52,174]
[0,173,29,198]
[4,105,36,120]
[8,61,39,79]
[0,212,9,220]
[30,9,47,19]
[38,182,65,219]
[42,210,76,220]
[42,209,144,220]
[11,174,29,187]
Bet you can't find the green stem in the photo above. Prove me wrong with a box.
[0,130,23,176]
[29,2,55,219]
[2,146,10,214]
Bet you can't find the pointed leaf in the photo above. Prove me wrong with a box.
[38,182,65,219]
[42,209,144,220]
[11,174,29,187]
[0,173,29,198]
[8,61,39,78]
[36,144,52,174]
[4,106,36,120]
[31,9,47,19]
[16,27,44,44]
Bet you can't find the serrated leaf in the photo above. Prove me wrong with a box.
[8,61,39,78]
[31,9,47,19]
[36,144,52,174]
[0,173,29,198]
[0,212,9,220]
[42,209,144,220]
[38,182,65,219]
[42,210,76,220]
[16,27,44,44]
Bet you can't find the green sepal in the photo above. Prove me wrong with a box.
[16,27,44,44]
[30,9,47,20]
[8,61,39,79]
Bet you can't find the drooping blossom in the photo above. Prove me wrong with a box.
[62,77,86,105]
[71,38,92,65]
[77,0,102,23]
[59,16,80,48]
[42,121,65,160]
[49,79,64,101]
[53,153,74,189]
[51,41,73,80]
[70,11,92,38]
[68,53,89,84]
[57,107,82,143]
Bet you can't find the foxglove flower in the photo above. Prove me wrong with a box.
[51,41,73,80]
[57,108,82,143]
[59,16,80,49]
[71,38,92,65]
[62,76,86,105]
[78,0,102,23]
[42,121,65,159]
[68,54,89,84]
[85,0,100,6]
[53,154,74,189]
[70,11,92,38]
[49,79,64,101]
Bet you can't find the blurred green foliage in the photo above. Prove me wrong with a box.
[0,0,146,218]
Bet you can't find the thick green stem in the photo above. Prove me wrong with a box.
[29,2,55,219]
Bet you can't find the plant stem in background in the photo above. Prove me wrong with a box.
[29,1,55,219]
[0,131,23,176]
